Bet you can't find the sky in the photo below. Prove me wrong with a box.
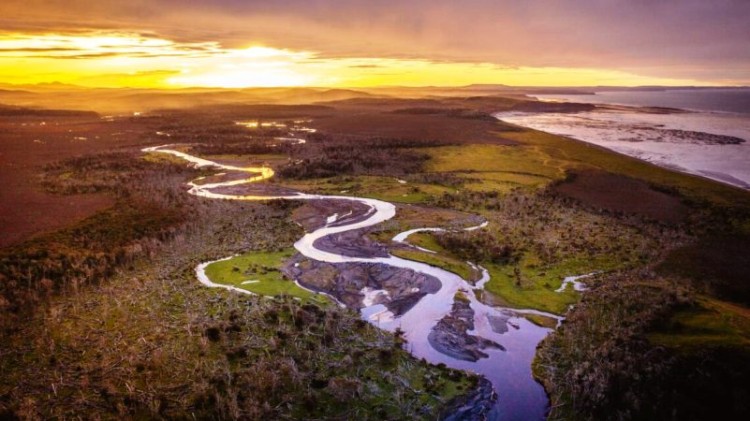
[0,0,748,88]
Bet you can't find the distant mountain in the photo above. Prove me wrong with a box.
[460,84,510,90]
[0,86,381,113]
[2,83,744,115]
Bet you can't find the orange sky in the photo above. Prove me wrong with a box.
[0,1,747,88]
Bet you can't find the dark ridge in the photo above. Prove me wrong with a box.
[0,104,98,117]
[509,101,596,113]
[391,107,498,121]
[158,103,336,119]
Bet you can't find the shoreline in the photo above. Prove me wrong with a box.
[529,87,750,115]
[494,112,750,192]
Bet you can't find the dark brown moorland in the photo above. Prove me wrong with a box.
[0,115,150,247]
[552,170,690,224]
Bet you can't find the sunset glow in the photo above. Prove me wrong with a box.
[1,0,747,89]
[0,32,709,88]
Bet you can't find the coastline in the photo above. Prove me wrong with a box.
[494,108,750,192]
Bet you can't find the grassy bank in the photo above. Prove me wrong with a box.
[203,248,329,305]
[390,248,479,282]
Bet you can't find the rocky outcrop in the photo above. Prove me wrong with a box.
[428,297,504,362]
[293,199,373,232]
[441,377,497,421]
[282,255,441,315]
[313,228,389,258]
[661,129,745,145]
[486,312,520,334]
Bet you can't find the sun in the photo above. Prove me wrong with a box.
[166,47,318,88]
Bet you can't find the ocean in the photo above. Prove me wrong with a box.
[495,88,750,189]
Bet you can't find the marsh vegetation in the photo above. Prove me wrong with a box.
[1,96,748,420]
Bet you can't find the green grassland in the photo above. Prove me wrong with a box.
[283,175,456,204]
[648,297,750,350]
[396,227,644,316]
[482,256,612,315]
[406,232,445,253]
[142,151,192,166]
[390,229,623,316]
[504,129,750,206]
[390,248,479,282]
[396,229,628,315]
[204,248,328,305]
[423,143,565,192]
[417,129,750,208]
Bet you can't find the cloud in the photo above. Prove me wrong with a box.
[0,32,221,61]
[348,64,384,69]
[0,0,748,84]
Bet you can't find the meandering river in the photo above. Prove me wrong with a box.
[143,144,566,420]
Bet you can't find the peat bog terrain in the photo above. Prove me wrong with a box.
[1,92,749,420]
